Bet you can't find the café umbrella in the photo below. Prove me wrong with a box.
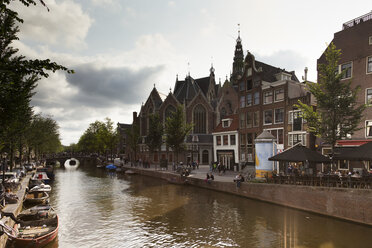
[268,144,331,163]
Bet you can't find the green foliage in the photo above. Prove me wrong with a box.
[0,0,73,162]
[164,105,192,162]
[77,118,118,156]
[296,43,365,154]
[146,113,163,161]
[26,114,62,157]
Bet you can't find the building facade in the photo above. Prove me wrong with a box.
[318,11,372,143]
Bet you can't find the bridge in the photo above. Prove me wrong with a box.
[45,155,98,167]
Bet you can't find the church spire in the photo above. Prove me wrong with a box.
[230,24,244,86]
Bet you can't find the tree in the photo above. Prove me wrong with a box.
[1,0,72,166]
[126,124,140,165]
[25,114,62,162]
[146,113,163,166]
[164,105,192,163]
[296,43,365,161]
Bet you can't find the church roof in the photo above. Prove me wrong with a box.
[173,76,201,103]
[195,76,210,96]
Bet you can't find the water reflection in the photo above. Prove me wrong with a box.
[42,168,372,248]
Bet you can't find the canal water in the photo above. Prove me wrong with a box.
[44,167,372,248]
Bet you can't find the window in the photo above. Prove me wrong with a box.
[240,133,246,147]
[341,62,352,79]
[239,81,245,91]
[223,120,229,128]
[223,135,228,145]
[246,94,252,106]
[240,96,245,108]
[193,104,207,133]
[247,133,253,144]
[247,67,252,76]
[366,88,372,105]
[263,91,273,104]
[254,92,260,105]
[247,80,252,90]
[288,132,306,146]
[274,108,284,123]
[367,56,372,73]
[366,121,372,137]
[369,36,372,45]
[246,112,253,128]
[253,80,260,88]
[165,105,176,120]
[274,89,284,101]
[220,107,226,121]
[230,135,236,145]
[216,136,221,146]
[264,110,273,125]
[289,110,303,131]
[240,113,245,128]
[268,129,284,144]
[253,111,259,127]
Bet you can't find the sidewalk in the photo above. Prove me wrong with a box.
[125,163,240,183]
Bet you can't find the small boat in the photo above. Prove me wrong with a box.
[36,165,55,181]
[0,214,59,248]
[32,172,51,184]
[106,164,117,170]
[17,204,55,222]
[24,191,49,205]
[64,158,79,169]
[29,183,51,193]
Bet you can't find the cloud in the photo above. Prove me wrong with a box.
[255,50,312,80]
[10,0,93,49]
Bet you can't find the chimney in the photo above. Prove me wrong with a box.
[132,111,137,124]
[304,67,308,82]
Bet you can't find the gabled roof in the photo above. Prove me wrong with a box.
[212,114,238,133]
[173,76,201,103]
[195,76,210,96]
[255,61,299,83]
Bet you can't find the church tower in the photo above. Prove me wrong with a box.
[230,28,244,86]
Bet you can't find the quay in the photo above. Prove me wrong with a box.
[0,174,32,248]
[122,164,372,226]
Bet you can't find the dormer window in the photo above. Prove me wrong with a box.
[275,72,292,81]
[222,118,232,128]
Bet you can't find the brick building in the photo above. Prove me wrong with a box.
[318,11,372,144]
[236,51,314,165]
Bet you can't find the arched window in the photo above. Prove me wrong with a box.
[202,150,209,164]
[164,105,176,121]
[193,104,206,133]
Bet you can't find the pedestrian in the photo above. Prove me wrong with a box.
[234,174,242,188]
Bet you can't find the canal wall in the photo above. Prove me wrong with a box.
[0,175,31,248]
[124,167,372,226]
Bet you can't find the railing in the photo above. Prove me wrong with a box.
[342,11,372,30]
[269,174,372,189]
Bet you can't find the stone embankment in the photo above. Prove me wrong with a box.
[123,165,372,226]
[0,175,31,248]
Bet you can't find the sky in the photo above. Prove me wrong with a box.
[9,0,371,145]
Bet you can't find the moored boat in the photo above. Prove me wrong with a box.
[24,191,49,205]
[1,214,59,248]
[32,172,51,184]
[18,204,55,222]
[29,183,52,193]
